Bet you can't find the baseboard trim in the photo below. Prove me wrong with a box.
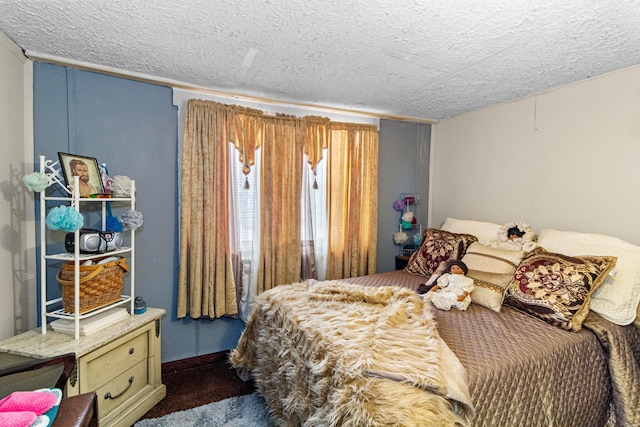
[161,350,230,374]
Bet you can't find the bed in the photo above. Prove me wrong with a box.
[230,219,640,426]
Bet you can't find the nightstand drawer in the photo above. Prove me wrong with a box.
[96,359,148,416]
[0,309,166,427]
[84,332,148,390]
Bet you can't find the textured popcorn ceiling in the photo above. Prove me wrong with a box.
[1,0,640,121]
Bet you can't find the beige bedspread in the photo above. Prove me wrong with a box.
[582,311,640,426]
[346,271,640,427]
[230,280,475,426]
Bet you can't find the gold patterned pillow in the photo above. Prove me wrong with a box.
[505,248,616,331]
[404,228,477,277]
[462,242,525,312]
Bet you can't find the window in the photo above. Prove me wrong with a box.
[232,146,260,255]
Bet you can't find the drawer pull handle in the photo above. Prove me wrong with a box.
[104,376,134,400]
[129,347,135,354]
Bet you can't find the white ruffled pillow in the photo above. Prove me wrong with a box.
[537,229,640,326]
[440,218,503,245]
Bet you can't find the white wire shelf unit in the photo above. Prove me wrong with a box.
[38,155,136,339]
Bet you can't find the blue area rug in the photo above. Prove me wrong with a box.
[134,392,274,427]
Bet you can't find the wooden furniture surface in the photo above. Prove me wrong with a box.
[0,352,75,394]
[395,255,410,270]
[52,392,98,427]
[0,352,98,427]
[0,308,166,427]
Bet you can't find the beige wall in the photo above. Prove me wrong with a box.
[0,30,35,340]
[430,64,640,245]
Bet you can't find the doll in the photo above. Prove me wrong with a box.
[421,260,475,311]
[488,221,537,251]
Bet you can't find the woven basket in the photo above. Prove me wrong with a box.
[56,257,129,314]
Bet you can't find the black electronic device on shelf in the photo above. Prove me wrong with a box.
[65,229,123,254]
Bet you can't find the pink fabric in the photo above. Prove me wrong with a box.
[0,391,57,415]
[0,411,38,427]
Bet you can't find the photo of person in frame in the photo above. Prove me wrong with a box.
[58,152,104,197]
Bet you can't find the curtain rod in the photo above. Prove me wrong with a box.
[25,51,438,125]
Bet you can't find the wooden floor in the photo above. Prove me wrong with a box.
[139,351,256,420]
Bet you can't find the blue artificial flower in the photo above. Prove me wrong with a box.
[106,203,123,232]
[45,206,84,232]
[412,233,423,246]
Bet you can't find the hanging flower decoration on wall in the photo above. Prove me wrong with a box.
[45,206,84,232]
[393,199,406,211]
[401,211,414,222]
[412,232,423,246]
[110,176,134,198]
[393,231,408,245]
[401,211,415,230]
[119,209,144,231]
[22,159,68,193]
[22,172,49,192]
[105,203,123,232]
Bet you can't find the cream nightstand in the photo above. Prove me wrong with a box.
[0,308,166,427]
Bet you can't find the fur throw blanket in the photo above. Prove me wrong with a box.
[230,280,474,426]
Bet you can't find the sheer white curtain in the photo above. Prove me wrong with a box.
[231,145,262,321]
[233,148,328,321]
[302,152,328,281]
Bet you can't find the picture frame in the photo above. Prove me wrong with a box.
[58,152,105,196]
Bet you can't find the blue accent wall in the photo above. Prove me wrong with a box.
[33,63,246,362]
[33,63,429,362]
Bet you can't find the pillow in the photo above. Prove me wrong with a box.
[404,228,477,277]
[537,229,640,326]
[440,217,502,245]
[504,248,616,331]
[461,242,525,312]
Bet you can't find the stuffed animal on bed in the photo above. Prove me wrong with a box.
[421,260,475,311]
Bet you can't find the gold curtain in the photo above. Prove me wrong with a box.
[231,106,264,179]
[326,123,379,279]
[257,117,305,293]
[302,115,330,177]
[178,100,244,319]
[178,98,378,318]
